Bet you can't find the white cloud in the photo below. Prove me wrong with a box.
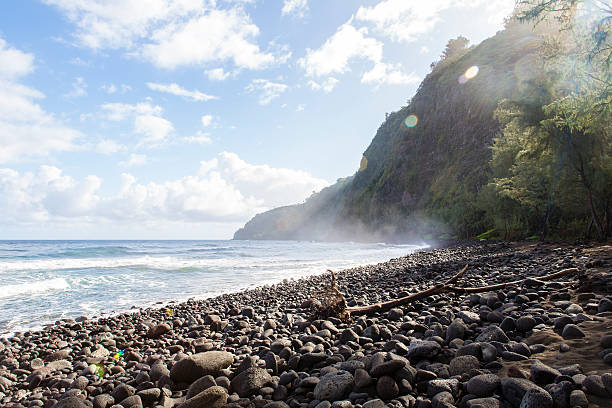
[43,0,210,49]
[308,77,339,93]
[0,38,80,163]
[64,77,87,98]
[245,79,288,105]
[201,114,213,127]
[143,8,281,70]
[0,154,329,226]
[296,104,305,112]
[0,38,35,79]
[120,153,148,167]
[361,62,420,86]
[134,114,174,145]
[355,0,513,42]
[299,22,383,77]
[205,67,230,81]
[101,84,118,94]
[101,102,162,121]
[96,139,125,154]
[44,1,287,71]
[146,82,217,101]
[183,131,212,144]
[282,0,308,18]
[101,102,173,146]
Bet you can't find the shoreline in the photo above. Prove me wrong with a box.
[1,241,611,408]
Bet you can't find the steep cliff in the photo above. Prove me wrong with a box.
[234,22,545,242]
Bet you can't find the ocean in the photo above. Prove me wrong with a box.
[0,240,426,335]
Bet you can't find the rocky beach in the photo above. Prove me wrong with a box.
[1,242,612,408]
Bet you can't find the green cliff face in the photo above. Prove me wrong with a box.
[234,23,544,242]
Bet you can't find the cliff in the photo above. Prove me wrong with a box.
[234,22,545,242]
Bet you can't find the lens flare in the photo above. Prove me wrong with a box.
[404,114,418,128]
[458,66,479,84]
[359,155,368,172]
[166,308,173,316]
[93,363,105,378]
[113,350,125,360]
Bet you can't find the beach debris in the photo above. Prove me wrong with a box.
[313,265,580,318]
[311,269,348,319]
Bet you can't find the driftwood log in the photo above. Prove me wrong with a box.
[320,265,579,318]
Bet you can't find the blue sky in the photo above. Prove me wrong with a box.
[0,0,515,239]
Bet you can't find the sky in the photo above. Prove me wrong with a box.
[0,0,515,239]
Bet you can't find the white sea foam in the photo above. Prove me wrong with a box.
[0,277,70,299]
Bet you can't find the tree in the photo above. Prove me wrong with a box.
[441,36,470,60]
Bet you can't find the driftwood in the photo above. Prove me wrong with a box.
[322,265,579,318]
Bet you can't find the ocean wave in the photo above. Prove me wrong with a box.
[0,278,70,299]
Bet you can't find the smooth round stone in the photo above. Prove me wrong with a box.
[566,304,583,314]
[516,316,536,332]
[601,335,612,349]
[561,324,585,339]
[466,374,501,397]
[569,390,588,408]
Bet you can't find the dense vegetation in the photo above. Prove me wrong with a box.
[235,2,612,243]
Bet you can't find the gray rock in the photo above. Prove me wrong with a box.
[427,379,459,398]
[601,335,612,349]
[449,355,479,376]
[466,397,500,408]
[111,384,135,403]
[458,311,481,324]
[561,324,585,339]
[370,360,405,377]
[376,375,399,400]
[408,341,441,359]
[354,368,372,388]
[582,375,609,398]
[170,351,234,384]
[231,367,272,398]
[466,374,501,397]
[530,359,561,385]
[51,397,90,408]
[147,323,172,338]
[476,326,509,343]
[92,394,114,408]
[569,390,588,408]
[519,388,552,408]
[363,399,386,408]
[186,375,216,399]
[313,370,354,402]
[176,386,227,408]
[119,395,143,408]
[446,318,466,342]
[598,297,612,313]
[432,391,454,408]
[501,378,547,408]
[515,316,536,332]
[602,373,612,396]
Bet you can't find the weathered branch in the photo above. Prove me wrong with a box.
[344,266,578,316]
